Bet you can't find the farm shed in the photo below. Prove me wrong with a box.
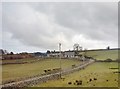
[47,51,65,58]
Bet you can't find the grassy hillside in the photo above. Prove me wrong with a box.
[80,49,119,60]
[36,62,118,87]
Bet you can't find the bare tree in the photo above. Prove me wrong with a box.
[73,43,80,51]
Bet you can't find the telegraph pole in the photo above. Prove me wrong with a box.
[59,43,62,78]
[84,49,87,63]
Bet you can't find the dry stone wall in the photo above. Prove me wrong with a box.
[2,59,95,88]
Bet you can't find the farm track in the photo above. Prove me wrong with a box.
[2,59,95,88]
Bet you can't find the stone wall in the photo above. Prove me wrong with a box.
[2,60,95,88]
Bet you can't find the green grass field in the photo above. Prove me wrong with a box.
[2,49,119,87]
[2,59,82,82]
[2,58,38,64]
[36,62,119,87]
[80,49,119,60]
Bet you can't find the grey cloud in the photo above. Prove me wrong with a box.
[2,2,118,52]
[30,2,118,41]
[51,2,118,41]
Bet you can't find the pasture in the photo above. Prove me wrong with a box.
[2,58,82,82]
[36,62,119,87]
[80,49,119,60]
[2,49,119,87]
[2,58,37,64]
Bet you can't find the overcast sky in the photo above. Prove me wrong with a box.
[1,2,118,53]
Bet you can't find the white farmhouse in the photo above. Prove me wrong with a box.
[64,51,75,58]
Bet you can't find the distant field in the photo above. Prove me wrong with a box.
[36,62,119,87]
[2,59,82,82]
[2,58,37,64]
[80,49,119,60]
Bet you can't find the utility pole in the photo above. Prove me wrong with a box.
[84,49,87,63]
[59,43,62,78]
[83,49,86,64]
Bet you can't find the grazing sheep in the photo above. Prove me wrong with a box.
[76,80,78,82]
[77,82,82,85]
[89,79,92,82]
[62,78,65,81]
[73,82,76,85]
[106,80,109,82]
[44,70,47,72]
[68,82,72,85]
[48,69,51,71]
[94,78,97,80]
[76,80,82,85]
[76,82,80,85]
